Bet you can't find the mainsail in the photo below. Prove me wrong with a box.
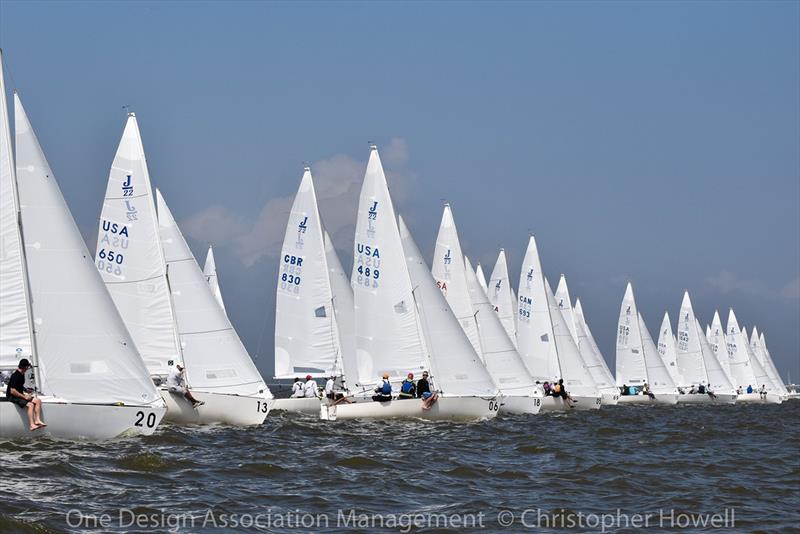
[656,312,682,384]
[725,309,759,390]
[638,312,677,393]
[615,283,647,386]
[675,292,707,387]
[487,249,517,346]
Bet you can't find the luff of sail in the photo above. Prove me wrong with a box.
[95,114,180,377]
[275,168,345,379]
[203,246,227,315]
[156,190,268,397]
[14,93,160,405]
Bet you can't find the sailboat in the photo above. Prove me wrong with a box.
[0,57,165,438]
[708,311,733,382]
[320,146,500,421]
[725,310,780,403]
[556,277,619,405]
[475,262,489,295]
[487,249,518,348]
[615,284,678,404]
[431,204,541,414]
[273,167,356,414]
[673,293,736,403]
[755,330,789,399]
[656,312,683,385]
[515,237,601,411]
[202,246,227,315]
[749,327,787,399]
[95,114,271,425]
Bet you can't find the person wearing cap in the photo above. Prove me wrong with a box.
[6,358,46,431]
[398,372,416,400]
[166,364,204,408]
[372,372,393,402]
[303,375,320,398]
[416,371,432,399]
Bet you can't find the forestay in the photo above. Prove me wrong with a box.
[488,249,517,346]
[516,237,561,381]
[157,190,267,397]
[203,246,227,315]
[615,283,647,386]
[399,216,497,398]
[94,114,180,377]
[14,94,159,405]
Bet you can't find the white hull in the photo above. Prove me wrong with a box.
[539,394,602,412]
[676,393,737,405]
[320,396,500,421]
[161,388,271,425]
[499,395,542,415]
[0,397,166,439]
[271,397,322,414]
[601,391,620,406]
[617,393,678,405]
[735,392,782,405]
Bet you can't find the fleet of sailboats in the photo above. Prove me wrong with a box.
[1,50,796,440]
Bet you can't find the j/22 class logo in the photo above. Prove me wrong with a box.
[122,175,134,197]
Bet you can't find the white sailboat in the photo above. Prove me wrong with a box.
[475,262,489,296]
[487,249,518,348]
[573,299,619,405]
[750,327,787,399]
[674,292,736,403]
[708,311,733,382]
[202,246,227,315]
[320,146,499,421]
[273,167,355,413]
[615,284,678,404]
[514,236,600,411]
[0,62,165,438]
[656,312,682,385]
[725,310,780,403]
[95,114,271,425]
[431,205,540,414]
[557,278,619,405]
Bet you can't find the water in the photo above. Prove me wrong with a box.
[2,403,798,533]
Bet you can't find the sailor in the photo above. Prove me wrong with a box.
[759,384,767,400]
[290,377,304,398]
[553,378,574,407]
[642,383,655,400]
[167,364,205,408]
[697,383,706,394]
[372,372,393,402]
[416,371,432,399]
[620,384,629,396]
[303,375,320,398]
[6,359,46,431]
[746,384,753,394]
[398,373,416,400]
[736,386,743,395]
[324,375,346,403]
[542,381,552,396]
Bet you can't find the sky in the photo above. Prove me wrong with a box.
[1,1,798,381]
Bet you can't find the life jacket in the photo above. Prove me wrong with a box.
[628,386,637,395]
[400,380,414,394]
[553,384,561,394]
[381,380,392,395]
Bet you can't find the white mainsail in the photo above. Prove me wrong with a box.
[573,297,617,395]
[739,324,778,393]
[725,309,759,390]
[275,168,348,379]
[95,113,180,377]
[431,204,482,356]
[638,312,677,393]
[351,146,427,386]
[546,278,599,397]
[709,311,732,379]
[156,190,268,397]
[675,292,708,387]
[203,246,227,315]
[516,237,560,381]
[758,331,787,394]
[554,275,578,342]
[0,79,33,368]
[656,312,682,384]
[12,93,161,406]
[399,216,497,397]
[475,262,489,295]
[615,283,647,386]
[487,249,518,348]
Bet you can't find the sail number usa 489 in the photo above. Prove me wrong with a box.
[355,243,380,288]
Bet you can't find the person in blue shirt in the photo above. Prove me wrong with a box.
[398,373,416,400]
[746,385,754,394]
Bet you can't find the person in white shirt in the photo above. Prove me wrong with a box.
[324,377,335,398]
[290,378,304,398]
[303,375,320,398]
[166,364,204,407]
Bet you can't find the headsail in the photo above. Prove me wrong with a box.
[487,249,517,347]
[709,311,732,379]
[157,190,268,397]
[656,312,682,384]
[573,298,617,394]
[475,262,489,295]
[14,93,159,405]
[554,275,578,342]
[94,113,180,377]
[203,246,227,315]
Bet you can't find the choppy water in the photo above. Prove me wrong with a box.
[2,403,798,533]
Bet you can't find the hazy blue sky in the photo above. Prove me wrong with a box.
[2,1,798,380]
